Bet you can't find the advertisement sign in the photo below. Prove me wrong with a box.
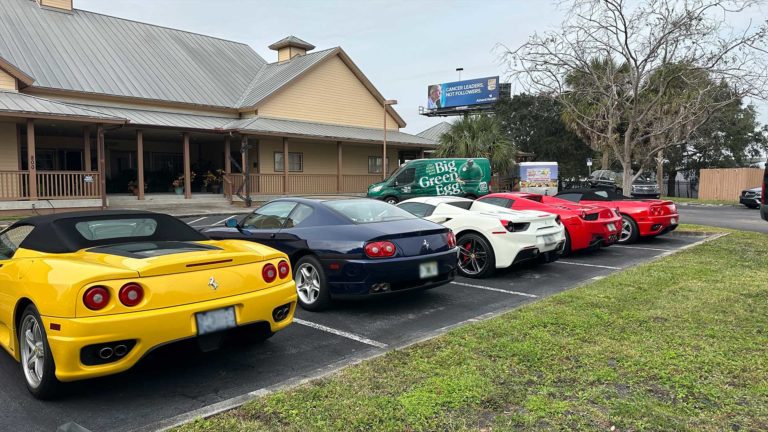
[427,76,500,110]
[519,162,559,195]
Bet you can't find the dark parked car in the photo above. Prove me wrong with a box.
[588,170,660,199]
[739,186,762,209]
[204,197,457,311]
[762,167,768,221]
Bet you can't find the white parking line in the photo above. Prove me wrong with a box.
[293,318,388,349]
[612,245,673,252]
[451,281,538,298]
[555,260,621,270]
[211,215,237,226]
[187,217,207,225]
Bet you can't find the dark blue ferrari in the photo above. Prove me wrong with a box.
[204,197,458,311]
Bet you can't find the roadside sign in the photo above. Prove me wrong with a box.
[586,158,593,167]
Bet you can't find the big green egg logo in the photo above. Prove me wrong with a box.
[419,161,460,195]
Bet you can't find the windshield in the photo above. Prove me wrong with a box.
[384,165,406,183]
[324,199,417,223]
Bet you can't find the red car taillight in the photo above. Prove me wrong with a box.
[649,206,663,216]
[262,263,277,283]
[364,241,396,258]
[84,286,110,310]
[277,260,290,279]
[118,283,144,307]
[447,231,456,248]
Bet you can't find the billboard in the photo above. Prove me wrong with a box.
[519,162,559,195]
[427,76,499,110]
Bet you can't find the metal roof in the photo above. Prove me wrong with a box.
[0,91,125,123]
[225,117,437,147]
[268,36,315,51]
[0,0,266,108]
[416,121,452,142]
[0,1,409,129]
[69,103,234,130]
[236,48,338,109]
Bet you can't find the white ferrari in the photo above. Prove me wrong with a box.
[398,196,566,278]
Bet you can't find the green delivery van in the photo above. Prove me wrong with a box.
[367,158,492,204]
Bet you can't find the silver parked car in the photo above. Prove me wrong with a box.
[739,186,762,209]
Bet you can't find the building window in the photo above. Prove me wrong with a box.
[368,156,383,174]
[274,152,303,172]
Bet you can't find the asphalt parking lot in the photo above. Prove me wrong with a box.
[0,214,711,432]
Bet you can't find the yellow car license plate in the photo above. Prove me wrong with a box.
[419,261,438,279]
[196,307,236,335]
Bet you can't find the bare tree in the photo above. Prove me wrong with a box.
[502,0,768,195]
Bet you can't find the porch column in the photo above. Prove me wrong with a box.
[26,119,37,201]
[183,133,191,199]
[83,126,91,171]
[282,137,288,195]
[97,125,106,209]
[420,149,426,159]
[241,136,250,200]
[224,136,231,174]
[336,141,342,193]
[136,130,145,200]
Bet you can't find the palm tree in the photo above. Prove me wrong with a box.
[435,114,515,175]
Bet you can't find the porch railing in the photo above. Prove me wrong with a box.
[0,171,100,200]
[223,173,380,198]
[0,171,30,200]
[341,175,380,193]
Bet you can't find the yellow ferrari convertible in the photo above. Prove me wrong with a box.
[0,210,297,399]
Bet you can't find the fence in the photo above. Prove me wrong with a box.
[698,168,763,201]
[0,171,100,200]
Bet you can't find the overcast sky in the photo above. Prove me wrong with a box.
[77,0,767,135]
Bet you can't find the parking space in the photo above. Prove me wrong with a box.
[0,221,709,432]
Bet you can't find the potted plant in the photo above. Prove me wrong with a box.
[172,177,183,195]
[172,172,195,195]
[202,169,224,194]
[128,180,148,196]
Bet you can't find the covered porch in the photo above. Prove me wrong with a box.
[0,99,435,210]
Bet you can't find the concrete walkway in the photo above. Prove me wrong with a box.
[108,194,255,217]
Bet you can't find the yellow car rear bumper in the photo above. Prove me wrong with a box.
[41,280,297,382]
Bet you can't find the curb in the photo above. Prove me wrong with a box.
[140,232,726,432]
[672,202,743,208]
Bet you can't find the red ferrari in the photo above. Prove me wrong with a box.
[477,192,622,254]
[554,189,679,244]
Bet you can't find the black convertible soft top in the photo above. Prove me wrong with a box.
[556,188,630,202]
[5,210,207,254]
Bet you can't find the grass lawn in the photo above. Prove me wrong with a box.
[177,227,768,432]
[663,196,739,206]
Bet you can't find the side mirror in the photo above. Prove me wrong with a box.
[225,218,239,228]
[394,181,399,187]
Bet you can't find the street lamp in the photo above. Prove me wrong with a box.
[383,99,397,180]
[456,67,463,81]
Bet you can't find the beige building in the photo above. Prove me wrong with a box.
[0,0,436,211]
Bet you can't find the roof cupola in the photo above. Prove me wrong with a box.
[269,36,315,62]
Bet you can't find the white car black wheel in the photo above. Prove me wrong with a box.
[457,233,495,278]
